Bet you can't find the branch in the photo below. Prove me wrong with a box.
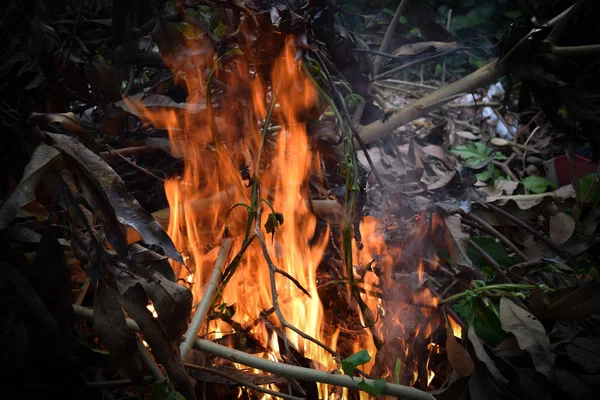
[551,43,600,56]
[356,60,505,145]
[72,305,434,400]
[180,238,233,360]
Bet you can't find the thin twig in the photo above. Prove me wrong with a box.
[136,337,164,381]
[463,213,528,262]
[73,305,434,400]
[468,239,511,283]
[75,277,91,305]
[522,126,542,173]
[482,202,577,268]
[181,239,233,360]
[105,145,165,182]
[253,220,338,359]
[185,363,305,400]
[86,376,154,389]
[99,146,153,160]
[376,49,460,81]
[441,9,453,86]
[374,0,411,76]
[380,79,438,90]
[551,43,600,56]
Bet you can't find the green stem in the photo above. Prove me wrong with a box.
[439,283,543,304]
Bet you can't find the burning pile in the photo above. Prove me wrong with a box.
[131,26,448,397]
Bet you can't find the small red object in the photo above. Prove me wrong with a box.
[544,154,599,186]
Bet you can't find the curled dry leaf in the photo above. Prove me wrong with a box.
[116,93,206,120]
[533,281,600,321]
[446,327,474,377]
[549,212,575,245]
[500,297,555,377]
[46,132,183,264]
[392,41,459,56]
[468,326,508,385]
[118,280,196,400]
[29,112,83,133]
[0,143,62,230]
[93,279,146,394]
[442,215,473,268]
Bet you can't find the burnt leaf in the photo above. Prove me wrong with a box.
[264,211,284,236]
[130,243,176,282]
[118,280,196,400]
[141,269,192,343]
[500,297,554,376]
[93,278,146,394]
[46,132,183,264]
[0,143,62,230]
[468,326,508,385]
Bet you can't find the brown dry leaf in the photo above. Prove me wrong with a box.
[392,41,458,56]
[565,337,600,374]
[481,180,519,203]
[549,212,576,245]
[29,112,83,133]
[492,185,575,210]
[115,93,206,120]
[0,143,62,230]
[468,326,508,385]
[500,297,554,377]
[443,215,473,267]
[544,281,600,321]
[446,327,474,377]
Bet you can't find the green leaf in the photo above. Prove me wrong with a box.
[358,378,386,395]
[264,212,284,235]
[521,176,558,194]
[504,10,522,19]
[470,237,515,268]
[473,298,505,345]
[578,173,600,204]
[341,349,371,376]
[451,142,493,166]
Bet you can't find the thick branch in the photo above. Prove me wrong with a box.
[73,305,434,400]
[357,60,505,145]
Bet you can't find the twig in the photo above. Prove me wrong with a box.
[482,202,577,268]
[493,153,519,182]
[72,305,435,400]
[441,9,453,86]
[522,126,542,173]
[468,239,511,283]
[508,257,548,276]
[374,0,411,76]
[105,145,165,182]
[376,49,460,81]
[545,0,586,44]
[551,43,600,56]
[380,79,438,90]
[180,239,234,360]
[463,213,528,262]
[86,376,154,389]
[253,220,338,359]
[184,363,305,400]
[99,146,154,160]
[136,337,164,381]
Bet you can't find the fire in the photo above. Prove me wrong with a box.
[131,22,443,397]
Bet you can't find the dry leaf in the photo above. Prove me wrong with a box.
[549,212,575,245]
[446,328,474,377]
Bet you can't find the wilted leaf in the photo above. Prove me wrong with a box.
[468,326,508,385]
[521,176,558,194]
[446,328,474,377]
[549,212,575,245]
[392,41,458,56]
[341,349,371,376]
[29,112,83,133]
[442,215,473,267]
[46,133,183,264]
[118,281,196,399]
[93,279,146,393]
[543,281,600,321]
[0,143,62,230]
[117,93,206,120]
[500,297,554,376]
[565,337,600,374]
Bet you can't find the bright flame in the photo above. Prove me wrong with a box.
[133,23,446,395]
[448,315,463,339]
